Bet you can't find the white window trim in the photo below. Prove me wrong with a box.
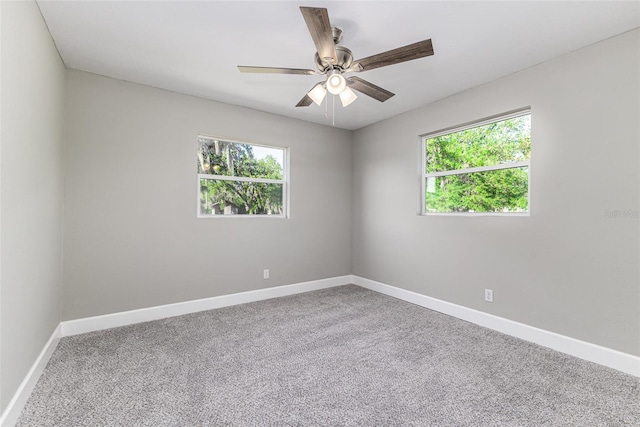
[425,161,529,178]
[197,137,289,219]
[197,174,284,185]
[420,108,531,216]
[423,109,531,140]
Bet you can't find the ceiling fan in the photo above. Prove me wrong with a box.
[238,6,434,108]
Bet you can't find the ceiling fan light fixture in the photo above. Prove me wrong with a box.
[326,71,346,95]
[339,86,358,107]
[308,82,327,105]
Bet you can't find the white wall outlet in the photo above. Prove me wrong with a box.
[485,289,494,303]
[263,269,270,280]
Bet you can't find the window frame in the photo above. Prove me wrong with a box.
[420,108,531,217]
[197,135,289,219]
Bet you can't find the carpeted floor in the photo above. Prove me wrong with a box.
[16,285,640,426]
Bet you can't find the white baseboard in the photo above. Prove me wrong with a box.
[351,275,640,377]
[61,275,352,337]
[0,324,61,427]
[4,274,638,427]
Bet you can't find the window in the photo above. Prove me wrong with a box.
[197,136,287,217]
[422,110,531,214]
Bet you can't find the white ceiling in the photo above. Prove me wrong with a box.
[37,1,640,130]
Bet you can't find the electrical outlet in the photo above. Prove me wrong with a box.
[484,289,494,303]
[263,269,270,280]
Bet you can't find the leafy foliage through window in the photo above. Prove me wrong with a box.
[423,111,531,214]
[198,137,286,216]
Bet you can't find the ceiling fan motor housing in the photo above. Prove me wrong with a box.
[314,26,352,72]
[315,45,353,72]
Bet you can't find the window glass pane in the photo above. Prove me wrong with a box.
[198,137,284,180]
[426,115,531,173]
[425,167,529,213]
[199,178,283,216]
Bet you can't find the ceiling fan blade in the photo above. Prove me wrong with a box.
[238,66,318,75]
[346,76,395,102]
[295,94,314,107]
[353,39,434,72]
[300,7,338,65]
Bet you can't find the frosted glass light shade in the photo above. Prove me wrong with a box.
[339,86,358,107]
[308,83,327,106]
[326,73,346,95]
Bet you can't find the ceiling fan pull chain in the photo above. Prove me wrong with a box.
[332,94,335,127]
[324,94,328,119]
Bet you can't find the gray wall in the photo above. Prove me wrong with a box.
[2,6,638,411]
[62,70,352,320]
[0,1,65,411]
[352,29,640,356]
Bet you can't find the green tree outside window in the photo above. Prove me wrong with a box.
[198,138,286,216]
[425,114,531,213]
